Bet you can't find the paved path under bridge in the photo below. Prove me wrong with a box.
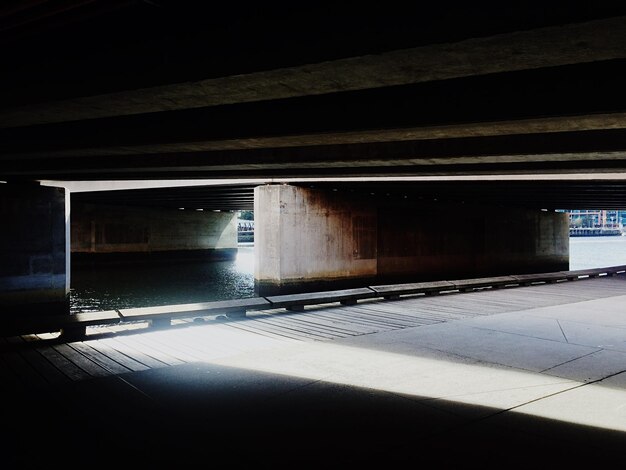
[2,275,626,467]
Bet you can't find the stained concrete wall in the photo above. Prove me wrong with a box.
[71,202,237,262]
[255,184,377,294]
[0,183,69,317]
[377,204,569,282]
[254,184,569,295]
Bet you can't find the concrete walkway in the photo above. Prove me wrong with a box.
[4,283,626,467]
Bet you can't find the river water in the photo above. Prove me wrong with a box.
[70,246,255,313]
[69,237,626,313]
[568,235,626,270]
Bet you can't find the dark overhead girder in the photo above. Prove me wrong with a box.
[3,3,626,210]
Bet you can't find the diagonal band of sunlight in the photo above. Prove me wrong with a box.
[136,326,626,434]
[214,341,626,432]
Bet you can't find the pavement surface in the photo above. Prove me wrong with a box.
[5,292,626,468]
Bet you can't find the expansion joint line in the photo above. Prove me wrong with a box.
[485,367,626,422]
[555,319,569,343]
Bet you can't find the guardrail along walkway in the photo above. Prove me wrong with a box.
[3,265,625,340]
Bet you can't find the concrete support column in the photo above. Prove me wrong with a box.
[254,184,569,295]
[377,204,569,282]
[0,183,70,317]
[254,184,377,295]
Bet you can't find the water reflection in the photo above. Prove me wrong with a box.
[70,246,255,313]
[71,238,623,313]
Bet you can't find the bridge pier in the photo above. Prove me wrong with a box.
[254,184,378,296]
[70,202,238,264]
[254,184,569,295]
[0,182,70,318]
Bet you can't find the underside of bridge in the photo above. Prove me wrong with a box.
[3,2,626,311]
[4,5,626,462]
[0,1,626,188]
[66,178,626,212]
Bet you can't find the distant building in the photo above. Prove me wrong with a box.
[567,210,622,228]
[566,210,624,236]
[237,219,254,232]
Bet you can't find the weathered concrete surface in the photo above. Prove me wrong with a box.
[255,185,377,294]
[254,185,376,294]
[0,183,69,316]
[378,204,569,282]
[71,202,237,263]
[255,184,568,294]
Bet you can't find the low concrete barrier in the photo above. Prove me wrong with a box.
[369,281,456,299]
[4,265,626,339]
[265,287,377,311]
